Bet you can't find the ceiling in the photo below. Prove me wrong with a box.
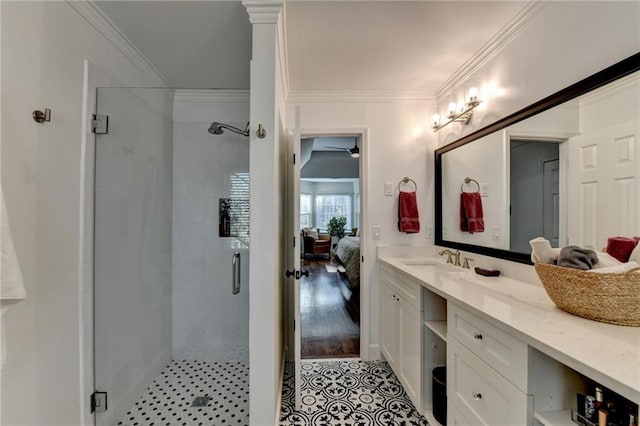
[94,1,526,94]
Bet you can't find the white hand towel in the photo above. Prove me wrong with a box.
[1,191,26,301]
[592,251,623,269]
[587,261,640,274]
[529,237,559,264]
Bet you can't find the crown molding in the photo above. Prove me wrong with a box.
[174,90,250,104]
[67,1,170,88]
[435,0,545,100]
[243,1,284,24]
[287,90,436,104]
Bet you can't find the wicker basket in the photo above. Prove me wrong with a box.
[534,263,640,326]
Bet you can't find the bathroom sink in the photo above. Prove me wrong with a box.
[397,259,461,273]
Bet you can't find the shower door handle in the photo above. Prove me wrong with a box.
[232,252,241,295]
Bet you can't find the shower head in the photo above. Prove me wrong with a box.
[208,121,250,137]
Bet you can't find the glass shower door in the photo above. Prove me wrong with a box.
[93,87,174,425]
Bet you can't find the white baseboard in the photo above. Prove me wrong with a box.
[274,354,286,425]
[369,344,381,361]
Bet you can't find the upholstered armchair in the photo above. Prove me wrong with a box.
[301,228,331,259]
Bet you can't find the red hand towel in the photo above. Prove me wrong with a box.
[398,191,420,233]
[460,192,485,234]
[606,237,638,262]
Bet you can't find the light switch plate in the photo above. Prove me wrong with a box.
[372,225,381,240]
[426,225,433,239]
[480,183,489,197]
[492,226,501,240]
[384,182,393,196]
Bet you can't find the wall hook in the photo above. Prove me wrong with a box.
[256,124,267,139]
[33,108,51,124]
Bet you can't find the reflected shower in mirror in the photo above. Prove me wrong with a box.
[435,52,640,264]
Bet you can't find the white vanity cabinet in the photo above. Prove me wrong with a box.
[378,257,640,426]
[447,303,533,425]
[380,264,423,411]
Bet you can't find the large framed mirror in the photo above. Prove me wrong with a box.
[435,52,640,264]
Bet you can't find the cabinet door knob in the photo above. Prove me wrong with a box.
[473,333,483,340]
[472,392,482,400]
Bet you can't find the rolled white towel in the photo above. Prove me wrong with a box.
[529,237,559,264]
[587,261,640,274]
[591,251,623,269]
[629,243,640,264]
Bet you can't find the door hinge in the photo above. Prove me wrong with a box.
[293,236,296,247]
[92,114,109,134]
[293,320,296,331]
[361,255,364,263]
[293,153,296,164]
[91,391,108,413]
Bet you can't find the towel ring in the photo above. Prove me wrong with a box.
[460,177,480,193]
[398,177,417,192]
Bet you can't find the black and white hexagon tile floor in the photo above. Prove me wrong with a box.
[117,360,249,426]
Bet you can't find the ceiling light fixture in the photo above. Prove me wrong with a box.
[326,140,360,158]
[432,88,482,132]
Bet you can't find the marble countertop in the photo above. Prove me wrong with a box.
[378,256,640,404]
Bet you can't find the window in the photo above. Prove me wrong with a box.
[300,194,312,228]
[315,195,351,231]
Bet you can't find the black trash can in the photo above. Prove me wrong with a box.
[432,366,447,425]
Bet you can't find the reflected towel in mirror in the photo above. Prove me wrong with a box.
[460,192,484,234]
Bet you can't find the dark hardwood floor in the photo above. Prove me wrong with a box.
[300,258,360,359]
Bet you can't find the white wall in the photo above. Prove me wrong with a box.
[93,87,173,426]
[245,3,286,423]
[1,2,167,425]
[435,1,640,147]
[285,99,436,358]
[172,91,250,363]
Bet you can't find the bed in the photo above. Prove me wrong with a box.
[334,236,360,289]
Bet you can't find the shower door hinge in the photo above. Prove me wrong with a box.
[92,114,109,134]
[90,391,108,413]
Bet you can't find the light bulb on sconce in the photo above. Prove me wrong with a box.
[448,103,458,118]
[468,87,479,102]
[432,114,441,128]
[431,87,483,132]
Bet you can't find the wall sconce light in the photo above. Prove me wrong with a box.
[432,88,482,132]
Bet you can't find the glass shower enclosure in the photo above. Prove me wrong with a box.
[93,87,250,425]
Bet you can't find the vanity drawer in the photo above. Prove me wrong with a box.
[380,264,421,311]
[448,303,529,391]
[447,337,532,426]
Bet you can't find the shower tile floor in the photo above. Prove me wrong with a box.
[117,360,248,426]
[280,360,428,426]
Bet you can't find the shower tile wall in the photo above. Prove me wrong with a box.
[172,91,250,363]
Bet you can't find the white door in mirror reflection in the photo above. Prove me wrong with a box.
[567,119,639,250]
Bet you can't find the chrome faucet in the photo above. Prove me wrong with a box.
[462,256,474,269]
[439,249,462,267]
[451,250,462,267]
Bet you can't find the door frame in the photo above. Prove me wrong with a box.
[505,130,568,249]
[292,126,370,361]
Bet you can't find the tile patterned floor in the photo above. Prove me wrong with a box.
[117,360,249,426]
[280,360,428,426]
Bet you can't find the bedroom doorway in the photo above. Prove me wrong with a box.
[299,136,361,359]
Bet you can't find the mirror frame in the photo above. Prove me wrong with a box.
[435,52,640,264]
